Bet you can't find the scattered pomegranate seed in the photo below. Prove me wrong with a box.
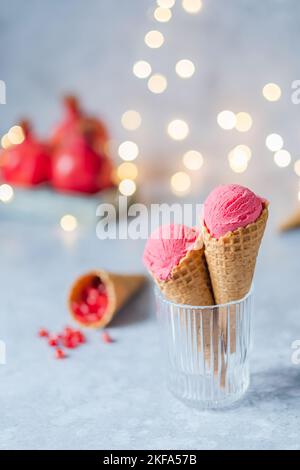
[38,328,49,338]
[48,336,59,347]
[102,330,114,344]
[38,325,87,359]
[55,348,66,359]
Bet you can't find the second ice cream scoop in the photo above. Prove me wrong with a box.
[204,184,264,239]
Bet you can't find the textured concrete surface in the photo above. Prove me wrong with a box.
[1,0,300,450]
[1,203,300,450]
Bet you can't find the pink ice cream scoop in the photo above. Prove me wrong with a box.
[143,224,200,281]
[204,184,264,239]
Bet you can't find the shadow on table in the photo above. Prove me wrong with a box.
[244,366,300,407]
[110,281,154,327]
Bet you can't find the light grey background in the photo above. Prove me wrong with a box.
[1,0,300,450]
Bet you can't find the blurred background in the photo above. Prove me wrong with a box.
[1,0,300,210]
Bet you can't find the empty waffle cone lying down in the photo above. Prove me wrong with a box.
[203,202,269,353]
[68,270,146,328]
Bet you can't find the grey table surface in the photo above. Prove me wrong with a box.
[1,195,300,451]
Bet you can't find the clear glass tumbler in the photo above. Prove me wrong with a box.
[155,287,253,409]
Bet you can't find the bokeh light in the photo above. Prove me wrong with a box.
[274,149,291,168]
[119,179,137,196]
[144,30,164,48]
[183,150,203,170]
[60,214,78,232]
[154,7,172,22]
[118,141,139,161]
[175,59,195,78]
[1,134,12,149]
[171,171,191,194]
[228,148,249,173]
[265,133,284,152]
[182,0,202,14]
[117,162,138,180]
[157,0,175,7]
[262,83,281,101]
[8,125,25,145]
[147,74,167,94]
[231,145,252,162]
[235,112,252,132]
[217,110,236,130]
[133,61,152,79]
[121,110,142,131]
[167,119,189,140]
[294,160,300,177]
[0,184,14,203]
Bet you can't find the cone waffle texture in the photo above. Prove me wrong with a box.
[203,204,268,355]
[279,208,300,232]
[69,270,146,328]
[203,204,268,304]
[155,244,214,306]
[154,244,216,369]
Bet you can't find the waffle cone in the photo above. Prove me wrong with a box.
[279,208,300,232]
[155,244,214,306]
[154,242,216,366]
[203,203,268,352]
[68,270,146,328]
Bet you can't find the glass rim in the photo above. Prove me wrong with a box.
[154,284,253,309]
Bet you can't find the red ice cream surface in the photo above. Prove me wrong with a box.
[72,276,108,325]
[204,184,264,239]
[143,224,199,281]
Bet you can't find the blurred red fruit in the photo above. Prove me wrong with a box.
[51,95,109,155]
[1,121,51,187]
[51,134,113,194]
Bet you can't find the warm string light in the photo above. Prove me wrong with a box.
[133,61,152,79]
[274,149,291,168]
[0,184,14,203]
[262,83,281,102]
[175,59,195,78]
[235,112,252,132]
[182,0,202,14]
[170,171,191,195]
[265,133,283,152]
[1,134,12,149]
[60,214,78,232]
[154,7,172,22]
[157,0,175,7]
[127,4,289,196]
[8,126,25,145]
[144,30,164,48]
[183,150,203,170]
[167,119,189,140]
[217,110,236,130]
[119,179,137,196]
[228,146,251,173]
[148,74,167,93]
[118,141,139,161]
[294,160,300,177]
[117,162,138,180]
[121,110,141,131]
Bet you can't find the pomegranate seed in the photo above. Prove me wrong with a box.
[77,331,86,343]
[55,348,66,359]
[64,326,74,335]
[102,331,113,344]
[38,328,49,338]
[48,336,58,347]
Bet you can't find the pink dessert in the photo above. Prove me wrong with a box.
[143,224,200,281]
[204,184,264,239]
